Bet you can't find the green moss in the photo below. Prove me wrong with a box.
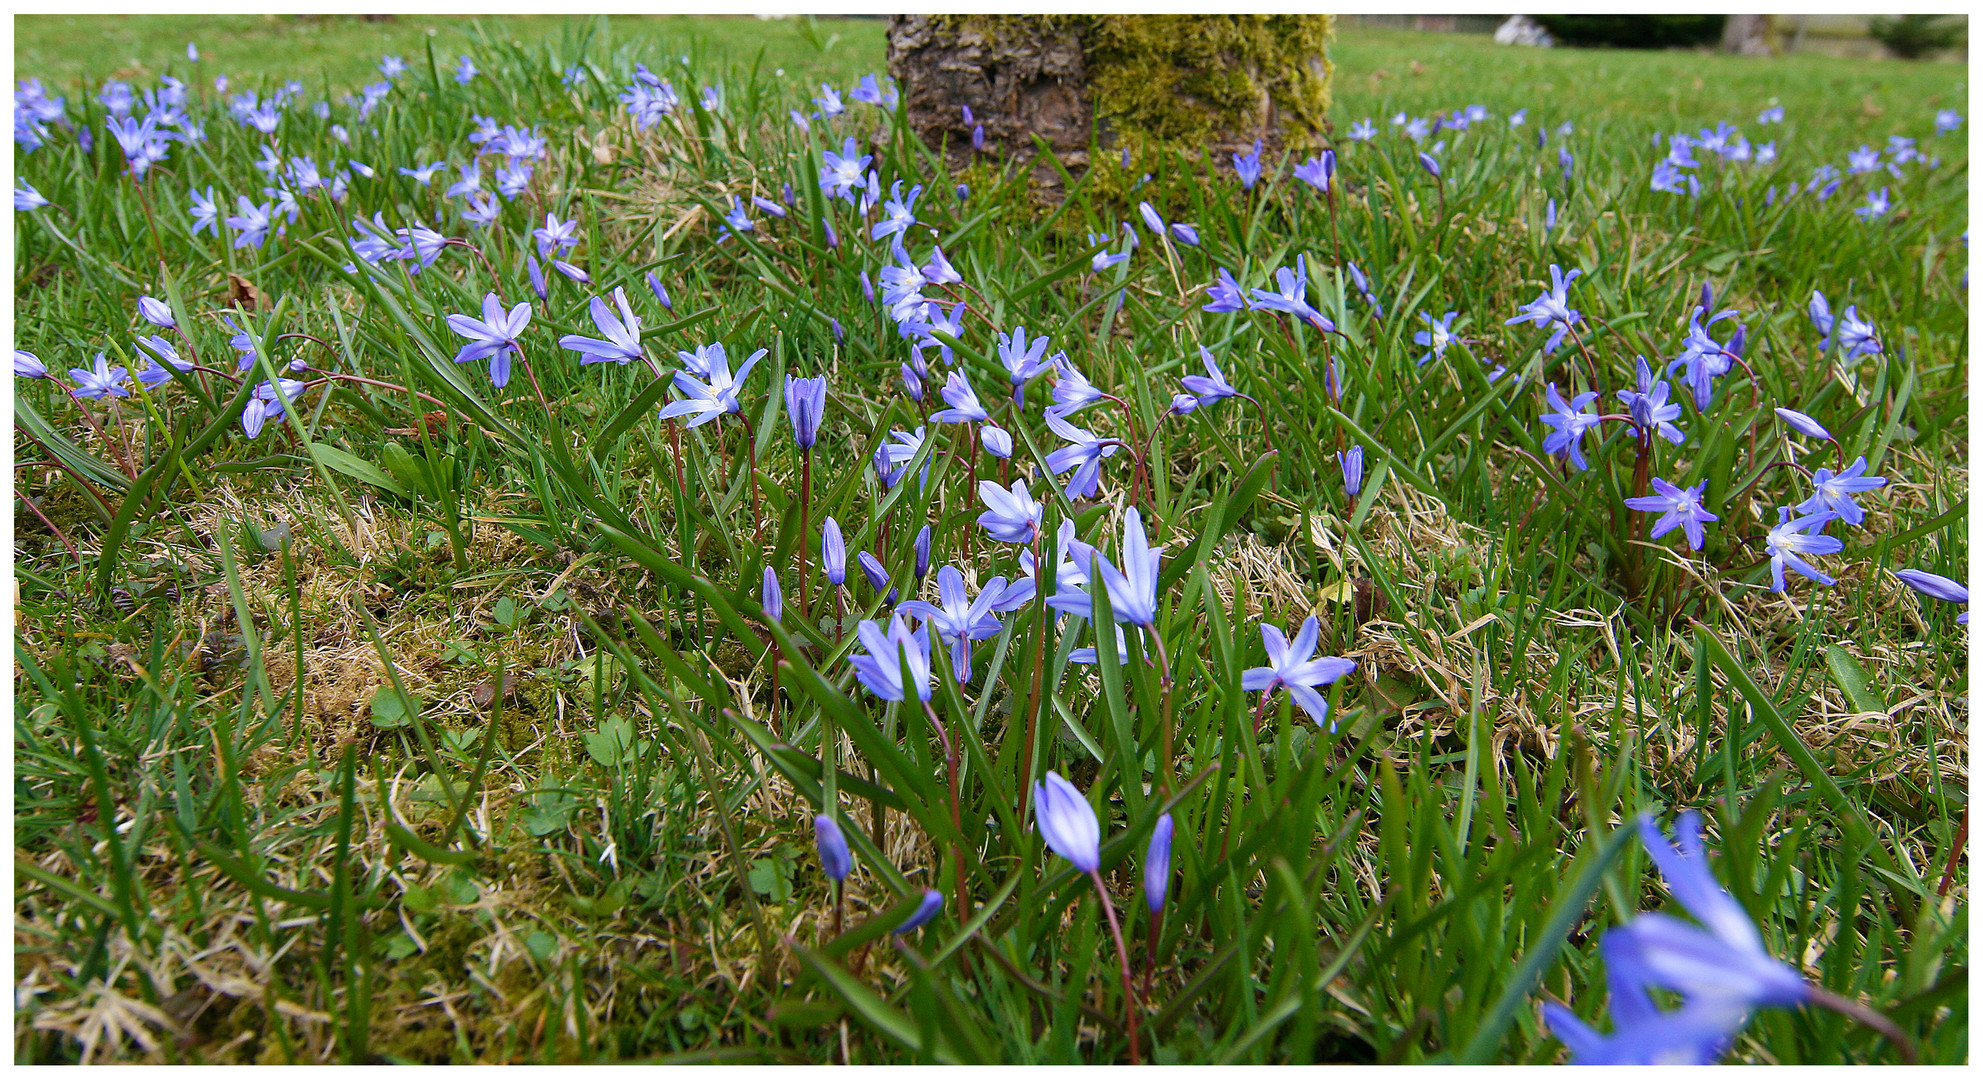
[921,14,1334,150]
[1087,15,1335,148]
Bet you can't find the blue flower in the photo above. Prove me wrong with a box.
[848,74,885,106]
[1339,446,1364,499]
[1048,355,1108,416]
[849,613,932,702]
[187,186,219,236]
[872,180,922,242]
[558,287,644,366]
[1240,616,1356,730]
[224,196,274,250]
[893,889,944,935]
[1542,939,1747,1064]
[241,378,308,438]
[1935,108,1962,134]
[871,426,929,491]
[1628,812,1811,1010]
[1773,407,1831,441]
[68,353,129,399]
[1144,814,1174,914]
[1180,346,1239,406]
[977,478,1042,545]
[1034,771,1101,875]
[1831,305,1881,358]
[1048,506,1163,628]
[1248,255,1333,332]
[898,566,1005,683]
[1624,478,1718,551]
[1617,358,1685,445]
[996,325,1052,402]
[1087,230,1130,272]
[446,292,531,388]
[1895,569,1968,623]
[133,336,191,388]
[821,517,847,586]
[813,815,851,882]
[455,55,478,84]
[1414,311,1459,367]
[136,295,176,330]
[1043,410,1119,501]
[1203,267,1246,313]
[785,374,827,451]
[761,566,783,624]
[1765,507,1844,591]
[1232,139,1263,189]
[1506,265,1583,355]
[1293,154,1332,191]
[14,351,47,379]
[1348,118,1377,141]
[720,197,753,235]
[1856,186,1891,221]
[1794,457,1887,526]
[659,345,764,428]
[1538,383,1602,471]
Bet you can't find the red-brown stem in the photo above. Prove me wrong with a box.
[1142,907,1162,1001]
[920,698,968,925]
[799,451,813,621]
[1803,985,1918,1065]
[514,343,554,420]
[962,426,976,567]
[70,397,139,480]
[1252,685,1278,735]
[317,372,456,414]
[1938,806,1968,898]
[1089,868,1142,1065]
[1019,528,1046,823]
[1149,628,1176,797]
[18,491,84,568]
[741,414,765,547]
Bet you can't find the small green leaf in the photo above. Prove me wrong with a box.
[370,686,418,729]
[1824,645,1888,714]
[583,714,638,768]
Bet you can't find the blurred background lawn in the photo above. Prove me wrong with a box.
[16,13,1964,147]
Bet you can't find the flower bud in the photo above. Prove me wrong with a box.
[814,814,851,882]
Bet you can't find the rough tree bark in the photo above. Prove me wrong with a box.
[886,15,1334,186]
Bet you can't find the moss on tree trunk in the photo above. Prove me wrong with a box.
[886,14,1334,179]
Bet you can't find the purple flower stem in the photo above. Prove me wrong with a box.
[514,343,554,420]
[739,413,765,546]
[1019,529,1046,822]
[17,490,83,568]
[131,177,169,272]
[919,697,968,924]
[442,236,501,281]
[1804,984,1918,1064]
[799,451,813,620]
[1087,866,1143,1064]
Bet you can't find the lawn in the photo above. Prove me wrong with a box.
[12,15,1967,1065]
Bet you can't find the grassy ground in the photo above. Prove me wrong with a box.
[12,17,1968,1065]
[13,14,887,94]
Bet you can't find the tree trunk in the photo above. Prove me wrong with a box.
[1720,14,1774,55]
[886,15,1334,187]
